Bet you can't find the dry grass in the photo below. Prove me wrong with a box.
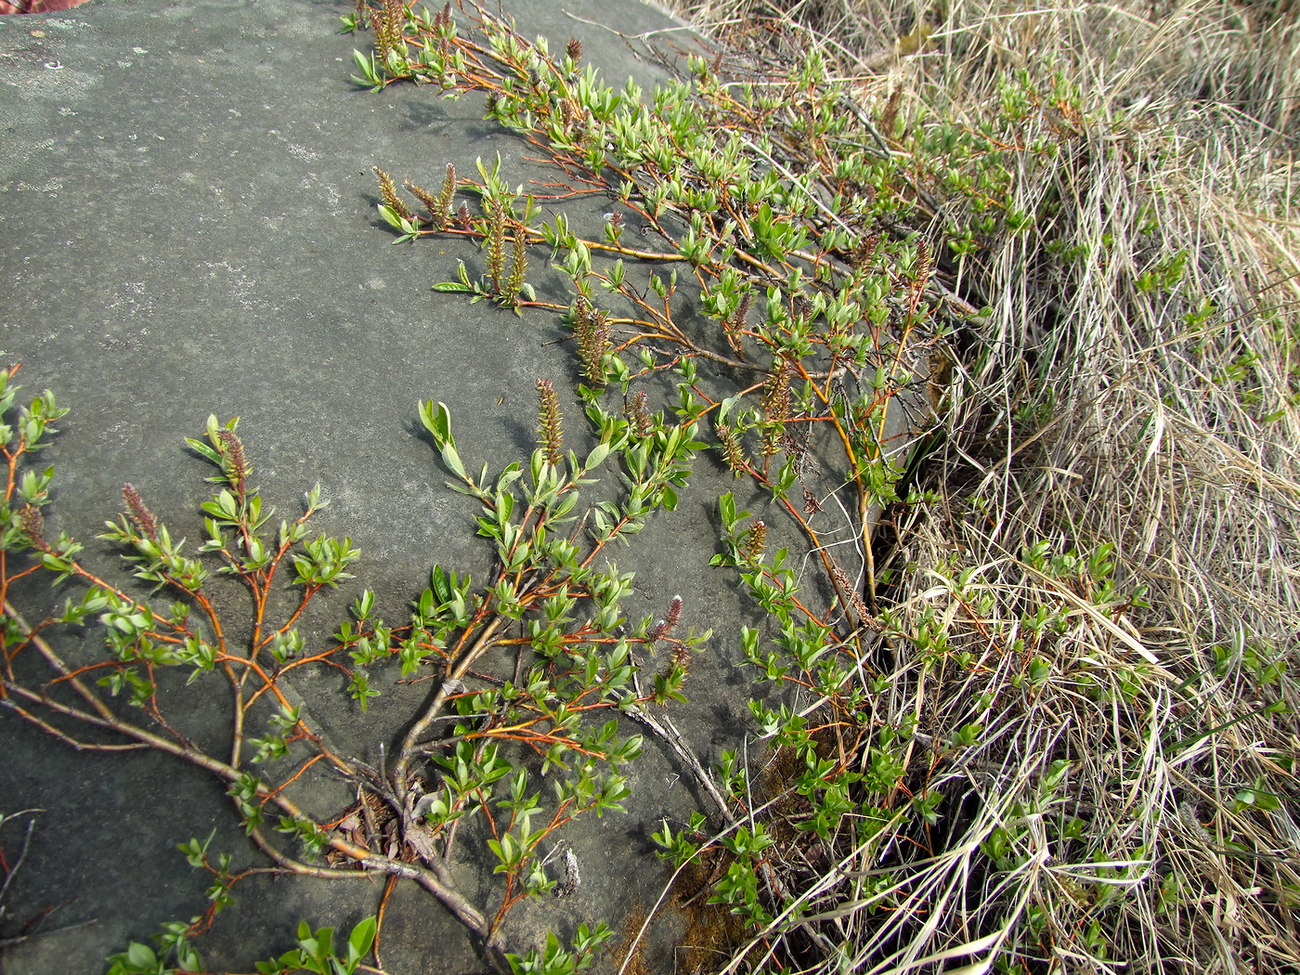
[655,0,1300,971]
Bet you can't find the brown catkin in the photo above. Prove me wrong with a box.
[725,292,750,357]
[486,200,507,294]
[123,483,159,542]
[716,422,747,475]
[505,232,529,300]
[573,299,611,384]
[829,557,870,625]
[373,166,413,220]
[625,391,653,438]
[403,179,438,220]
[535,379,565,467]
[434,162,457,230]
[216,430,249,497]
[18,504,44,544]
[760,357,792,457]
[647,594,683,642]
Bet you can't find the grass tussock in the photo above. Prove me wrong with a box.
[660,0,1300,971]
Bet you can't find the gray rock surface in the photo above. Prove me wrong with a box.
[0,2,792,972]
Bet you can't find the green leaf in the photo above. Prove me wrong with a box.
[584,440,611,471]
[347,916,377,965]
[440,442,467,480]
[185,436,223,467]
[718,395,743,424]
[125,942,158,970]
[350,49,382,89]
[432,564,452,603]
[377,204,407,231]
[217,490,238,518]
[719,492,737,530]
[419,400,454,447]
